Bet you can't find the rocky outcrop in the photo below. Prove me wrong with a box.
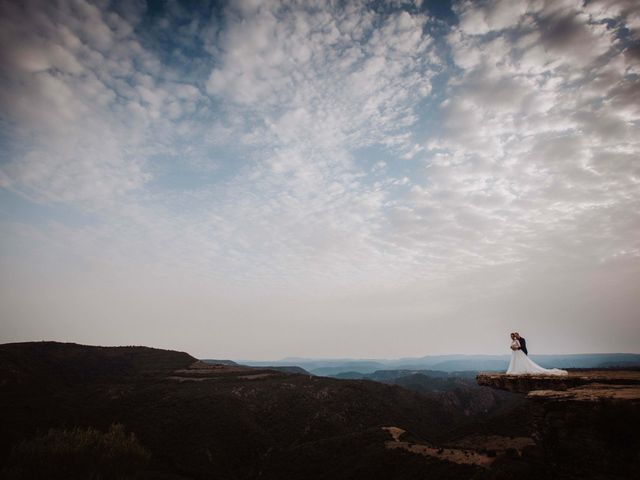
[477,370,640,479]
[476,370,640,394]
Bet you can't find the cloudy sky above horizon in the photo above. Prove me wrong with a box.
[1,0,639,359]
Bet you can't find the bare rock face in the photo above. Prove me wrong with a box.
[477,370,640,392]
[476,370,640,479]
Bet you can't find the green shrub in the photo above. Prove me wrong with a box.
[3,424,150,479]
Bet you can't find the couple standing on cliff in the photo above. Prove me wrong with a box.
[507,332,568,376]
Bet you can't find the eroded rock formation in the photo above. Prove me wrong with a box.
[477,370,640,479]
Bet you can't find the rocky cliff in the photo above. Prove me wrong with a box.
[477,370,640,479]
[476,370,640,394]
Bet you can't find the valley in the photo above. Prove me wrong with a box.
[1,342,637,479]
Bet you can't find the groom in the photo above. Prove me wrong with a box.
[515,332,528,355]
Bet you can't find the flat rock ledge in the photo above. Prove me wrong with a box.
[478,370,640,478]
[476,370,640,403]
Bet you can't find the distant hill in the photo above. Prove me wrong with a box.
[331,371,368,379]
[0,341,195,383]
[597,361,640,368]
[331,369,525,420]
[333,369,467,381]
[244,359,388,376]
[202,358,239,366]
[243,353,640,376]
[258,365,311,375]
[202,359,311,375]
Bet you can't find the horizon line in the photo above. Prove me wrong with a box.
[230,352,640,363]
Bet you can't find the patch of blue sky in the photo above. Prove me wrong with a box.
[419,0,458,23]
[131,1,223,85]
[413,71,451,140]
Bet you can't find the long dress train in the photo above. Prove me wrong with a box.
[506,339,568,375]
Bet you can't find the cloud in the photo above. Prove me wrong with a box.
[0,0,210,207]
[421,0,640,281]
[190,0,443,283]
[457,0,530,35]
[0,0,443,285]
[0,0,638,356]
[205,2,435,150]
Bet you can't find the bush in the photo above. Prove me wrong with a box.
[3,424,150,479]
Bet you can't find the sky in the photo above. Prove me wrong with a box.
[0,0,639,360]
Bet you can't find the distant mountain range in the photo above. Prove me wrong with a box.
[240,353,640,376]
[202,359,311,375]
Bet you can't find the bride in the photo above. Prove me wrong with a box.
[506,333,568,376]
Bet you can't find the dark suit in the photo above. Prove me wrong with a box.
[518,337,528,355]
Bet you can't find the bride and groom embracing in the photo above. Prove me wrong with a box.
[507,332,568,376]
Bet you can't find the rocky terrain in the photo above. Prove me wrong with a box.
[333,369,529,421]
[1,341,535,479]
[477,370,640,479]
[2,341,636,479]
[477,370,640,393]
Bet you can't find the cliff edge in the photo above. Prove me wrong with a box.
[477,370,640,479]
[476,370,640,400]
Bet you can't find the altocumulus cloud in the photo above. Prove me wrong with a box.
[0,0,638,358]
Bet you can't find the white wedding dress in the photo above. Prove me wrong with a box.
[506,339,568,376]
